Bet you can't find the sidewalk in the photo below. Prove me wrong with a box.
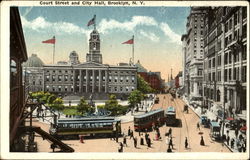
[182,97,246,153]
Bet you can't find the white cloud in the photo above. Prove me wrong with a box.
[160,23,181,45]
[138,30,159,42]
[21,16,90,35]
[98,16,158,34]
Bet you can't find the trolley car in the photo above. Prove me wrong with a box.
[165,106,177,126]
[50,117,121,139]
[134,109,165,131]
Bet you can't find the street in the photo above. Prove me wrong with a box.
[32,94,230,152]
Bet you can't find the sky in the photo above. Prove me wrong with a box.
[19,6,190,81]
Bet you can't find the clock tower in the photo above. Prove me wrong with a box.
[86,28,102,64]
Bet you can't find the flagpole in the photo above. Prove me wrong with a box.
[132,35,134,65]
[53,36,55,64]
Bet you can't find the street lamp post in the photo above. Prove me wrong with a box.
[222,85,226,142]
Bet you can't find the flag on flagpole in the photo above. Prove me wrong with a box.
[122,38,134,44]
[42,36,56,44]
[87,15,96,26]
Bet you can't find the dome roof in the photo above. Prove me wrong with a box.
[23,54,44,67]
[69,51,78,57]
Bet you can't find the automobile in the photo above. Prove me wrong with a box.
[225,119,238,130]
[200,115,210,128]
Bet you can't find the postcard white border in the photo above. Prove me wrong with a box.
[0,1,249,159]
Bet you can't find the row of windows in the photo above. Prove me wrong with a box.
[204,66,247,83]
[45,85,135,92]
[46,69,136,75]
[45,75,136,83]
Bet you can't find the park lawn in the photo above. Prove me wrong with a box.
[63,107,81,115]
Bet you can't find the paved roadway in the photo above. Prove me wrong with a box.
[32,94,230,152]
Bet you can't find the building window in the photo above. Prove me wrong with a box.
[32,80,35,85]
[126,76,129,82]
[224,69,228,82]
[114,76,118,82]
[224,53,228,65]
[229,19,232,30]
[126,86,129,92]
[58,86,61,91]
[225,22,228,32]
[120,76,123,82]
[58,75,62,82]
[212,58,215,68]
[217,71,221,81]
[65,86,68,92]
[39,80,42,85]
[234,13,238,25]
[120,87,123,92]
[114,87,117,92]
[228,52,232,64]
[46,86,49,91]
[242,66,247,82]
[131,76,135,83]
[212,72,215,81]
[109,76,112,82]
[71,75,73,81]
[52,75,55,82]
[218,55,221,66]
[71,86,74,91]
[131,86,135,91]
[46,75,50,81]
[228,68,231,81]
[52,86,55,91]
[233,68,236,80]
[65,75,68,81]
[242,44,247,60]
[198,69,202,76]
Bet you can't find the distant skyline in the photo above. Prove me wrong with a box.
[19,6,190,80]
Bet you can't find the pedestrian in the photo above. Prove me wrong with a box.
[140,135,144,145]
[133,137,138,148]
[235,128,239,138]
[227,136,230,146]
[145,132,149,141]
[197,122,200,130]
[80,135,84,143]
[169,137,174,149]
[167,144,172,152]
[169,128,172,137]
[123,136,127,147]
[200,136,205,146]
[231,138,235,149]
[185,137,188,149]
[118,142,123,152]
[147,137,151,147]
[128,126,131,136]
[130,130,134,139]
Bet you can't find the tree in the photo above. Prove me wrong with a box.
[128,90,144,110]
[105,94,120,116]
[137,74,154,94]
[50,97,64,111]
[76,97,93,115]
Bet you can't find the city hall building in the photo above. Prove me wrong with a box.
[24,28,137,98]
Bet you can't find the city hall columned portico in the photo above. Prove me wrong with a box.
[42,62,137,95]
[24,25,137,98]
